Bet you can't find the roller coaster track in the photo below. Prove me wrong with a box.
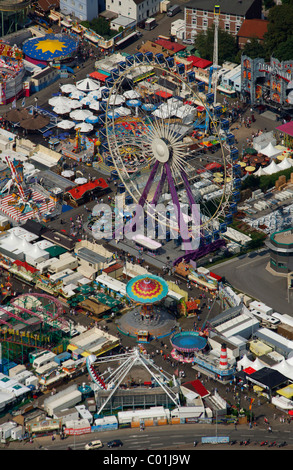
[0,336,51,350]
[86,355,107,390]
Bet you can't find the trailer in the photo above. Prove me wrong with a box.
[48,253,78,274]
[167,4,181,16]
[145,18,157,30]
[43,385,82,416]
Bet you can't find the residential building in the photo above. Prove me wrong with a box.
[105,0,161,23]
[237,18,268,49]
[184,0,262,42]
[60,0,99,21]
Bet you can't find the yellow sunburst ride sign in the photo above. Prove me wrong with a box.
[35,39,66,54]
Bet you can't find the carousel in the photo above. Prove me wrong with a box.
[170,330,208,364]
[117,274,177,342]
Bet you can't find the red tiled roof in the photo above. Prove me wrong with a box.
[37,0,59,12]
[186,56,212,69]
[155,39,186,53]
[103,263,123,274]
[67,178,109,200]
[237,19,268,40]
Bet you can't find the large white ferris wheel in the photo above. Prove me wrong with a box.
[101,49,240,264]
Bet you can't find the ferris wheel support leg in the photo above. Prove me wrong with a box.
[181,169,201,226]
[151,167,166,206]
[138,160,159,207]
[164,163,190,246]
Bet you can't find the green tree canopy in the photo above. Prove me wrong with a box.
[194,26,238,65]
[242,37,266,60]
[263,4,293,57]
[272,35,293,61]
[80,17,116,39]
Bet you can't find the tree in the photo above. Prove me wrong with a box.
[242,37,266,59]
[263,4,293,57]
[194,26,238,64]
[273,35,293,61]
[80,17,116,39]
[263,0,275,9]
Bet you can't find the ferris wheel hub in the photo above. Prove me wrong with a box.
[152,137,170,163]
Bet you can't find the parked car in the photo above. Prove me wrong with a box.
[85,440,103,450]
[107,439,123,448]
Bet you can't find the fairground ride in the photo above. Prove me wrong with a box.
[86,347,181,415]
[103,57,240,265]
[0,293,75,363]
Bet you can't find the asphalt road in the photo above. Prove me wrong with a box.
[3,421,293,452]
[211,250,292,315]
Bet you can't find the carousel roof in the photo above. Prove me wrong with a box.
[23,34,78,62]
[126,274,169,304]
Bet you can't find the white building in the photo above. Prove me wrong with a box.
[60,0,99,21]
[105,0,161,22]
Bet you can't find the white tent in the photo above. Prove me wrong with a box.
[70,90,86,100]
[79,96,97,106]
[251,358,266,371]
[61,170,75,178]
[61,84,77,94]
[70,109,93,121]
[75,177,88,184]
[263,160,280,175]
[19,238,32,253]
[86,91,99,101]
[53,105,71,115]
[49,96,72,107]
[69,99,82,109]
[277,157,293,171]
[1,232,22,251]
[108,94,125,106]
[74,122,93,133]
[272,359,293,380]
[76,77,100,92]
[174,104,196,121]
[260,142,282,158]
[254,166,267,177]
[152,104,173,119]
[89,101,101,111]
[57,120,75,130]
[123,90,140,99]
[115,106,131,116]
[237,354,254,371]
[88,86,108,100]
[253,131,276,151]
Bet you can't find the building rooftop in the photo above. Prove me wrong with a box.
[155,38,186,53]
[237,19,268,40]
[66,178,108,201]
[272,229,293,246]
[184,0,258,16]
